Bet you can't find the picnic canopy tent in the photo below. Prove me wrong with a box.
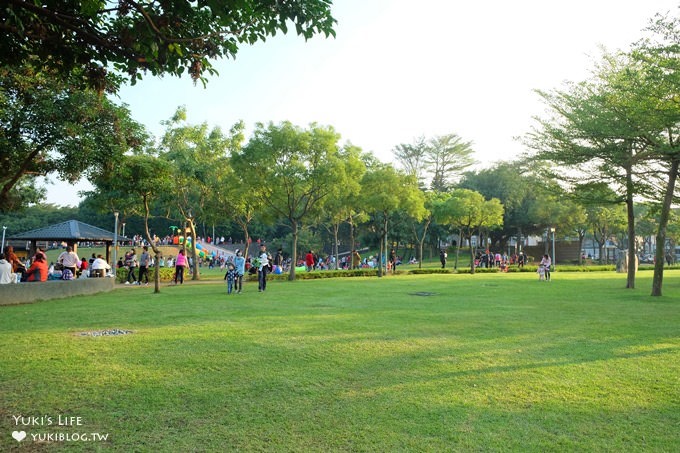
[7,220,123,264]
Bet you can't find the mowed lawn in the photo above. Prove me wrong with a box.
[1,271,679,452]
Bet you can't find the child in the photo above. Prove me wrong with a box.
[224,262,237,294]
[537,264,546,281]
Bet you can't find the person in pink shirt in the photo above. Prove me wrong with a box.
[174,249,187,284]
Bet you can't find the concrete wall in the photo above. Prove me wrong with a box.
[0,278,115,305]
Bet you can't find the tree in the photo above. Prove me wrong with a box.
[419,192,449,268]
[440,189,504,274]
[112,155,172,292]
[232,121,346,280]
[526,51,658,289]
[588,203,627,264]
[1,0,336,91]
[527,184,586,256]
[460,162,546,253]
[160,107,240,280]
[359,164,426,277]
[392,136,428,188]
[0,63,145,211]
[426,134,476,192]
[0,204,79,235]
[317,144,366,266]
[563,187,591,265]
[631,12,680,295]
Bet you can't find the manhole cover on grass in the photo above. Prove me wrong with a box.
[410,292,437,297]
[78,329,133,337]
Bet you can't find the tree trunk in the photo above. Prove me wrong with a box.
[577,231,585,266]
[377,216,387,277]
[595,232,606,265]
[141,195,162,293]
[651,158,679,296]
[411,217,430,270]
[625,165,636,289]
[333,222,340,270]
[289,220,298,281]
[237,217,251,259]
[188,219,200,280]
[454,227,462,270]
[348,214,356,253]
[469,232,476,274]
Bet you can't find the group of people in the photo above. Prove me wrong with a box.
[223,245,272,294]
[55,247,112,280]
[118,247,194,286]
[121,246,152,285]
[0,247,30,283]
[0,245,113,284]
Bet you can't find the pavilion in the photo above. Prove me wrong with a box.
[7,220,123,264]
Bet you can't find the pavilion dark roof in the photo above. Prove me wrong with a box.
[9,220,116,242]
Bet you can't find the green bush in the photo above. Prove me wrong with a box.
[408,268,454,275]
[116,266,176,283]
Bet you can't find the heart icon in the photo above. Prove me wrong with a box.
[12,431,26,442]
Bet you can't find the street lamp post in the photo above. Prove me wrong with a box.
[122,222,126,241]
[550,227,556,270]
[1,226,6,254]
[113,212,119,279]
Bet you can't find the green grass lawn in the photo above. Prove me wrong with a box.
[1,271,679,451]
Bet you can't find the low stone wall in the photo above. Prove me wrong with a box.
[0,278,115,305]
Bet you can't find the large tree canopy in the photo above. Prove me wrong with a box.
[1,0,336,91]
[232,121,347,280]
[0,64,146,212]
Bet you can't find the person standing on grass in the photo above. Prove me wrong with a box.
[174,249,187,285]
[224,262,237,294]
[138,246,151,285]
[274,248,284,273]
[125,248,138,285]
[352,250,361,270]
[305,250,315,272]
[540,254,552,281]
[257,244,270,292]
[440,249,447,269]
[234,249,246,293]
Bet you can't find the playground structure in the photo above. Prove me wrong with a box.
[177,236,235,261]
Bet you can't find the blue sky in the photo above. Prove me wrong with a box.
[46,0,679,206]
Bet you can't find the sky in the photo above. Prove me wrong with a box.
[45,0,679,206]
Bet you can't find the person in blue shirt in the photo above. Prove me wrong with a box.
[233,250,246,294]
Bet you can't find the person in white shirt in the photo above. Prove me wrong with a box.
[90,255,111,278]
[57,246,80,276]
[257,244,270,292]
[0,253,17,284]
[540,254,552,281]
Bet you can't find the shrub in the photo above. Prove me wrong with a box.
[116,266,176,283]
[409,268,454,275]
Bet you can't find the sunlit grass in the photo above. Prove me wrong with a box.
[1,271,679,451]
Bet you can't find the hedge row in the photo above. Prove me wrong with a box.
[115,267,176,283]
[115,263,670,284]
